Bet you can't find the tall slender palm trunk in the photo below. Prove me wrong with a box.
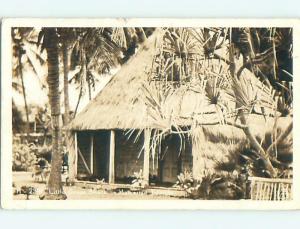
[42,28,66,199]
[87,74,92,101]
[74,52,87,117]
[74,86,83,117]
[62,42,76,184]
[62,43,71,125]
[18,51,30,139]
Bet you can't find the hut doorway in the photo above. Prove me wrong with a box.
[77,131,92,177]
[159,134,181,184]
[76,130,110,181]
[158,134,192,185]
[115,130,144,184]
[93,130,110,181]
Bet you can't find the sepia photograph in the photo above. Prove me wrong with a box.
[1,19,298,209]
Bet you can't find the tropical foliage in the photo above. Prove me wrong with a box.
[131,169,148,191]
[12,26,293,200]
[13,142,37,171]
[140,27,292,183]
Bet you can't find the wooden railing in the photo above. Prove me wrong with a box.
[248,176,292,201]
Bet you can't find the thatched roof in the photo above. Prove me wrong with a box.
[69,31,292,134]
[70,31,159,130]
[69,31,218,130]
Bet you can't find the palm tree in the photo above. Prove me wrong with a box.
[63,27,152,182]
[12,99,24,133]
[12,28,46,137]
[58,29,75,126]
[13,40,29,136]
[57,27,140,183]
[70,27,151,116]
[38,28,66,199]
[67,28,121,116]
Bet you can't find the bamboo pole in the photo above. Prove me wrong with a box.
[143,129,151,185]
[109,130,115,184]
[90,133,94,174]
[74,132,78,178]
[67,131,77,183]
[191,128,206,180]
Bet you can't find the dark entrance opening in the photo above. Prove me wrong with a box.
[77,131,91,177]
[93,130,110,181]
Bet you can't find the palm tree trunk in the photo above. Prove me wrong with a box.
[73,52,87,117]
[62,42,77,184]
[84,52,91,101]
[42,28,66,200]
[18,51,30,139]
[62,43,70,125]
[87,73,92,101]
[74,85,83,117]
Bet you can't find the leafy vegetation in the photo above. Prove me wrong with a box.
[12,142,37,171]
[12,27,293,200]
[131,170,148,191]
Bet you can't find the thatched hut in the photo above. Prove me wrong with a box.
[68,31,292,186]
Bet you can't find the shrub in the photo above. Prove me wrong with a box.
[198,172,245,200]
[173,170,193,190]
[175,171,246,200]
[12,142,37,171]
[131,169,148,191]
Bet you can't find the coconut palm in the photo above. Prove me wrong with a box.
[12,28,46,137]
[57,27,152,182]
[38,28,66,199]
[70,27,153,116]
[56,28,82,126]
[109,27,154,63]
[68,28,122,116]
[12,99,24,133]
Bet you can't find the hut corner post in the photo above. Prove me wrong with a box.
[90,133,94,174]
[192,127,206,181]
[143,129,151,185]
[68,131,78,184]
[109,130,115,184]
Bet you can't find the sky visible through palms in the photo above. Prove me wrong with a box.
[13,55,118,113]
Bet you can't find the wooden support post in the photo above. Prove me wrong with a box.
[90,133,94,174]
[143,129,151,185]
[74,132,78,177]
[109,130,115,184]
[192,128,206,180]
[66,131,77,184]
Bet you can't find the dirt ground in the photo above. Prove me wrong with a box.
[13,172,180,200]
